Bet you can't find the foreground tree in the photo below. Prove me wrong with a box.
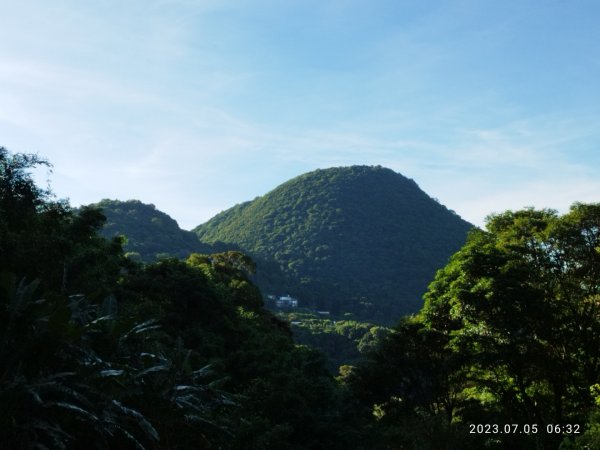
[0,147,125,297]
[352,204,600,450]
[1,147,355,449]
[1,149,231,448]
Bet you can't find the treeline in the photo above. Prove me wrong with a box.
[91,199,214,261]
[347,204,600,449]
[278,310,391,372]
[0,149,358,449]
[194,166,472,323]
[2,147,600,449]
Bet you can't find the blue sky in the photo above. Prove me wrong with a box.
[1,0,599,229]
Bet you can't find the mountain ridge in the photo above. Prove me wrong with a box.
[193,165,473,323]
[90,199,213,261]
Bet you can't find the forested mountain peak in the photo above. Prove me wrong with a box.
[90,199,212,261]
[194,165,473,323]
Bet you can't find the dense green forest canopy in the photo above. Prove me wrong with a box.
[0,148,360,449]
[277,309,392,372]
[2,147,600,450]
[194,166,473,323]
[349,204,600,449]
[90,199,213,261]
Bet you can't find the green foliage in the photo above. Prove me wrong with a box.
[194,165,472,323]
[11,146,600,450]
[91,199,212,261]
[279,310,391,372]
[351,204,600,449]
[0,272,233,449]
[1,147,356,449]
[1,148,126,298]
[559,385,600,449]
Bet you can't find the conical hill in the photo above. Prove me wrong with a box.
[194,166,472,323]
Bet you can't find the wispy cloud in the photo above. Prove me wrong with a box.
[1,0,598,230]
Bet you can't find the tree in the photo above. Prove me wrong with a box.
[427,205,600,447]
[1,149,232,448]
[353,204,600,450]
[0,148,52,220]
[348,317,467,449]
[1,148,63,278]
[0,148,125,297]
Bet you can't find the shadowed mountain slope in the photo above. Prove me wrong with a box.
[91,199,212,261]
[193,166,473,323]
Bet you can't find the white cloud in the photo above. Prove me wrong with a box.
[2,0,598,231]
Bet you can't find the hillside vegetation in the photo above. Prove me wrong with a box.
[91,199,212,261]
[3,148,600,449]
[0,148,357,449]
[278,310,391,372]
[194,166,472,323]
[348,203,600,449]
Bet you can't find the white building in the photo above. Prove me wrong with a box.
[276,295,298,308]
